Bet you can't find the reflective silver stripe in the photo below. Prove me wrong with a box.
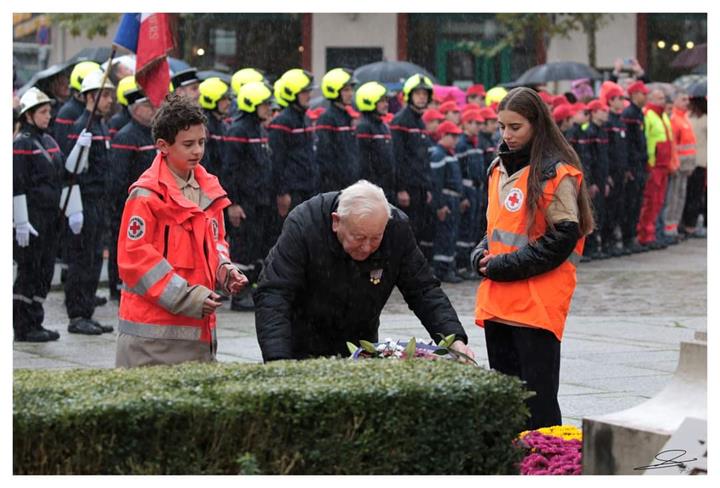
[127,259,173,296]
[157,273,189,311]
[491,228,529,248]
[442,188,462,197]
[567,251,582,267]
[13,294,33,304]
[462,179,475,188]
[676,144,695,151]
[32,295,45,303]
[456,241,475,248]
[118,319,202,341]
[127,187,156,202]
[419,241,434,248]
[433,254,455,263]
[235,262,256,271]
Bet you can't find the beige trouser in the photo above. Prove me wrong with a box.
[115,332,216,368]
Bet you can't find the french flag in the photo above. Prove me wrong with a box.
[114,13,174,107]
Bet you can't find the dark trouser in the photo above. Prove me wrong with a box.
[64,198,106,320]
[456,185,478,271]
[433,195,460,276]
[602,171,625,246]
[681,166,707,230]
[107,211,122,297]
[227,204,276,284]
[13,210,59,336]
[586,190,605,255]
[621,167,646,244]
[402,186,434,261]
[484,320,562,430]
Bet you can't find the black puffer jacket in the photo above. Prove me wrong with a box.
[356,112,395,198]
[13,122,64,211]
[315,102,359,192]
[255,192,468,361]
[470,144,581,281]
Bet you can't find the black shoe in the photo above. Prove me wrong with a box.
[439,271,464,284]
[39,326,60,340]
[231,292,255,311]
[626,241,647,253]
[664,235,680,245]
[15,329,58,342]
[89,318,114,333]
[94,295,108,307]
[109,290,121,301]
[647,241,665,250]
[457,268,481,280]
[68,318,102,335]
[620,245,633,256]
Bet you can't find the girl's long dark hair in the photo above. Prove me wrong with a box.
[498,87,595,236]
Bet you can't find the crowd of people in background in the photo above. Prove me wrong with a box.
[12,54,707,343]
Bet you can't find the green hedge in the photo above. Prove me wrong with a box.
[14,359,530,474]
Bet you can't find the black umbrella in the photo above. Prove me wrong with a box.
[354,61,437,85]
[513,62,601,85]
[671,43,706,69]
[198,70,232,85]
[168,57,191,75]
[687,78,706,98]
[16,61,73,96]
[66,46,113,65]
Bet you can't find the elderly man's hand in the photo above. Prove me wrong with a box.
[450,341,476,364]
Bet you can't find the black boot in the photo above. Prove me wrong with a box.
[68,317,103,335]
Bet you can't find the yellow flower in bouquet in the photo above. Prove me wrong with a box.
[518,424,582,442]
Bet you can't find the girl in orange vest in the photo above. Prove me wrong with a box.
[471,87,594,429]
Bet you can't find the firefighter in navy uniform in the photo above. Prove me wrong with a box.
[315,68,360,192]
[355,81,395,202]
[108,75,135,138]
[268,68,318,218]
[603,87,632,255]
[621,81,650,252]
[223,81,276,311]
[454,109,485,278]
[171,68,201,103]
[229,67,266,121]
[107,80,158,301]
[54,61,99,155]
[63,69,116,335]
[584,99,611,260]
[430,121,465,283]
[390,74,435,261]
[198,77,231,179]
[13,88,66,342]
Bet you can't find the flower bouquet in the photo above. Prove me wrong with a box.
[516,425,583,475]
[347,334,477,365]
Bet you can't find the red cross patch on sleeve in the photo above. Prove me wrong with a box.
[127,216,146,240]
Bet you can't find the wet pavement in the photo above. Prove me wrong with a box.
[13,238,707,426]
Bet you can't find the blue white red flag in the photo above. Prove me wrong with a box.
[113,13,174,107]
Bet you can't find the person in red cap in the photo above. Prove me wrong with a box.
[565,103,592,194]
[478,106,500,168]
[422,108,445,141]
[466,84,486,108]
[602,86,634,255]
[455,110,486,279]
[582,99,611,261]
[439,100,461,125]
[429,120,465,283]
[551,95,569,109]
[620,79,650,252]
[538,90,554,111]
[552,103,576,132]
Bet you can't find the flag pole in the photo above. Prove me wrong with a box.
[59,46,117,218]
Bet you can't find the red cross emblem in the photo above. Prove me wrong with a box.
[127,216,145,240]
[504,188,524,212]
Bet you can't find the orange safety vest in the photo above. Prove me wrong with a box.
[671,107,697,166]
[475,161,585,341]
[117,154,231,344]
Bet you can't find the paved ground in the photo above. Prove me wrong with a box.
[13,238,707,427]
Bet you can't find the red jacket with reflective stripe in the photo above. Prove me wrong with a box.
[475,163,585,340]
[117,154,231,343]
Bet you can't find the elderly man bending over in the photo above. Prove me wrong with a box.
[254,179,475,361]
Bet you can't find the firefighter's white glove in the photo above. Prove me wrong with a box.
[68,211,84,235]
[77,129,92,148]
[65,130,92,174]
[15,221,39,247]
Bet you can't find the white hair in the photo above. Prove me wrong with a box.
[336,180,392,220]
